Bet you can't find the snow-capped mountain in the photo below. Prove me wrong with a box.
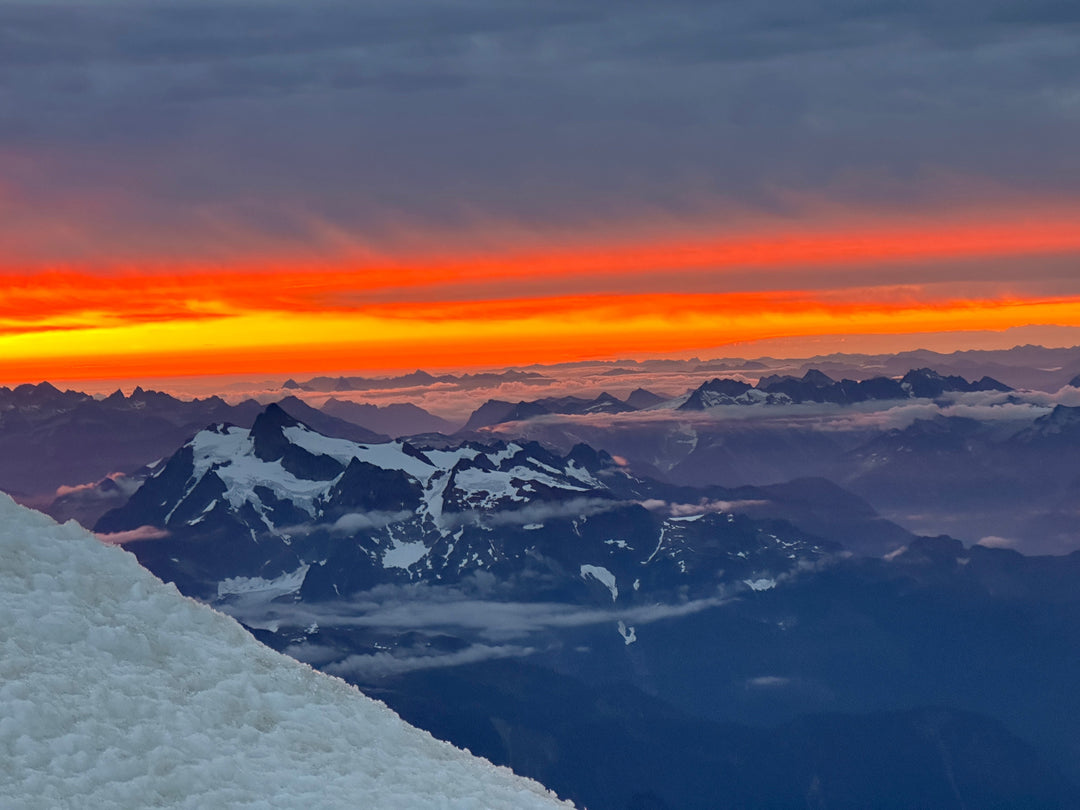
[97,403,835,607]
[0,381,385,499]
[0,492,570,809]
[678,367,1012,410]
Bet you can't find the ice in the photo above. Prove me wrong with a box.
[580,564,618,602]
[455,467,517,503]
[0,494,572,809]
[563,460,601,488]
[187,427,329,519]
[359,441,443,483]
[217,565,310,598]
[382,539,429,570]
[281,425,369,463]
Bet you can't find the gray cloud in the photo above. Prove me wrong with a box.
[321,643,538,679]
[3,0,1080,263]
[457,496,628,528]
[221,581,736,644]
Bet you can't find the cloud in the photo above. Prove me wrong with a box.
[55,472,141,500]
[460,497,628,528]
[328,511,415,533]
[667,499,769,517]
[321,643,538,679]
[976,535,1020,549]
[219,581,737,645]
[745,675,792,689]
[278,510,417,537]
[4,0,1080,269]
[95,526,170,545]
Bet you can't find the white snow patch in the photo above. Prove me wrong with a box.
[0,493,571,809]
[580,564,618,602]
[282,425,364,463]
[617,620,637,645]
[564,460,601,488]
[187,427,327,520]
[217,565,310,599]
[383,539,429,570]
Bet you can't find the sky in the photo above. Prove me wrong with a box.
[3,0,1080,384]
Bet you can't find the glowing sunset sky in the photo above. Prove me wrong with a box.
[2,0,1080,383]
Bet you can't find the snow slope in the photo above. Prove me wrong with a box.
[0,494,572,809]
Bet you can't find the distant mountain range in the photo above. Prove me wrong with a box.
[680,367,1010,409]
[284,369,552,392]
[462,392,637,431]
[0,383,386,500]
[541,343,1080,392]
[459,367,1012,429]
[321,398,457,436]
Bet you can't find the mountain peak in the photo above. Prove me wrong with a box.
[251,403,303,462]
[625,387,666,409]
[800,368,835,387]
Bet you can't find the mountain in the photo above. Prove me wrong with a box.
[92,410,1080,808]
[321,398,457,436]
[745,344,1080,392]
[0,383,386,502]
[899,367,1012,397]
[837,409,1080,552]
[287,369,552,392]
[624,388,667,409]
[96,403,838,603]
[462,392,636,431]
[677,378,756,409]
[679,367,1011,410]
[272,396,388,443]
[0,492,569,808]
[0,383,261,498]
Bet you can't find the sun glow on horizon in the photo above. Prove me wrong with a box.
[3,215,1080,384]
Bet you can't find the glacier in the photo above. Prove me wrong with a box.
[0,493,571,809]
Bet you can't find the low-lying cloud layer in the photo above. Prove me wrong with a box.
[95,526,170,546]
[321,644,540,680]
[223,580,737,647]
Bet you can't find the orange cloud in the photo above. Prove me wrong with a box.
[3,214,1080,382]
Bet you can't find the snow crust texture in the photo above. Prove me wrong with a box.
[0,494,572,809]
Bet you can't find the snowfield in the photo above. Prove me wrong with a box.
[0,494,572,809]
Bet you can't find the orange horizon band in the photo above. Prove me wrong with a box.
[3,214,1080,382]
[1,289,1078,383]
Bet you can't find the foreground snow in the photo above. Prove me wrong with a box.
[0,494,572,809]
